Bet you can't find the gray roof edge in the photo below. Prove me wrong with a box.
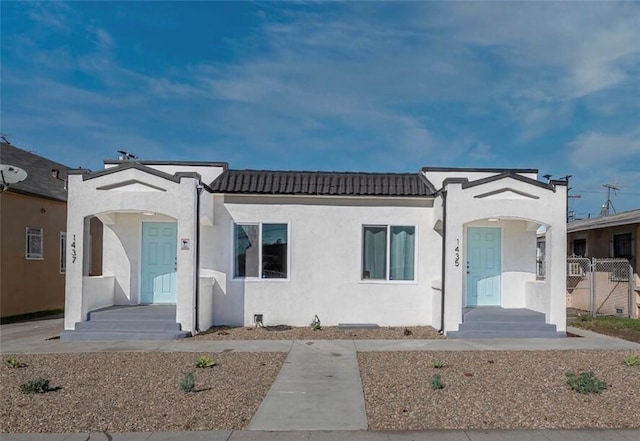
[79,163,202,183]
[5,187,67,202]
[104,159,228,168]
[461,172,554,191]
[422,166,538,174]
[568,209,640,232]
[223,168,423,176]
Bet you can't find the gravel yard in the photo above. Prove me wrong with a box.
[358,350,640,431]
[1,352,286,433]
[193,325,444,340]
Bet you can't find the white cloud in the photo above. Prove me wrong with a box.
[568,130,640,169]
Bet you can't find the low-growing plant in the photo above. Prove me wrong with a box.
[4,356,26,369]
[194,355,216,368]
[566,372,607,394]
[20,378,51,394]
[432,360,445,369]
[622,354,640,367]
[180,372,196,393]
[430,373,444,390]
[310,314,322,331]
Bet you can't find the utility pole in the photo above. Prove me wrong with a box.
[568,190,581,222]
[600,183,619,216]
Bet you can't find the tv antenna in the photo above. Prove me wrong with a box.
[600,183,620,216]
[117,150,138,161]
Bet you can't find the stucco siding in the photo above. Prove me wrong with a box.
[0,192,67,317]
[202,195,439,327]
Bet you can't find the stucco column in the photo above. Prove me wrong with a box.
[64,175,86,330]
[175,178,198,334]
[442,181,466,333]
[547,223,567,332]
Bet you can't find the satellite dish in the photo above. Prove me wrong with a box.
[0,164,28,191]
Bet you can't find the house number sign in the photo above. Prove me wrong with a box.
[71,234,77,263]
[454,239,460,267]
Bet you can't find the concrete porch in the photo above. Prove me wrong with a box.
[447,306,565,339]
[61,305,190,341]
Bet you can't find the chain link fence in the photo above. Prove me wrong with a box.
[567,257,636,318]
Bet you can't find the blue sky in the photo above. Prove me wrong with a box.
[1,1,639,218]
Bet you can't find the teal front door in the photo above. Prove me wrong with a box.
[466,227,501,306]
[141,222,177,304]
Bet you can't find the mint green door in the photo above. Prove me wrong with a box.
[466,227,501,306]
[141,222,177,304]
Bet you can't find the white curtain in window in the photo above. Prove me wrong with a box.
[363,226,387,279]
[390,226,415,280]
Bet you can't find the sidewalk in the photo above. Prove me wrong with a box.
[2,429,639,440]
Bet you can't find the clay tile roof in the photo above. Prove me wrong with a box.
[210,170,435,197]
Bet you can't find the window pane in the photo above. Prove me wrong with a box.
[234,224,259,277]
[262,223,287,278]
[363,226,387,279]
[26,228,43,258]
[613,233,633,260]
[573,239,586,257]
[390,226,415,280]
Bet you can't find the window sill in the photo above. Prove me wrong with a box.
[232,277,291,283]
[25,257,44,261]
[359,279,417,285]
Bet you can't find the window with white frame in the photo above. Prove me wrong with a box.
[234,223,288,279]
[25,227,43,259]
[362,225,415,281]
[60,232,67,273]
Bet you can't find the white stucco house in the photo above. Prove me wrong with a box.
[62,159,567,340]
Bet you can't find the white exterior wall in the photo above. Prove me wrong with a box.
[104,163,225,186]
[200,195,440,327]
[64,169,200,333]
[442,177,566,333]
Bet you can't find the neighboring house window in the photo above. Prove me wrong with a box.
[362,225,415,281]
[25,227,43,259]
[234,223,288,279]
[60,232,67,273]
[613,233,633,261]
[536,239,546,279]
[572,238,587,257]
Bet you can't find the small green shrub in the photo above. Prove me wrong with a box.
[180,372,195,393]
[566,372,607,394]
[194,355,216,368]
[20,378,51,394]
[430,374,444,390]
[622,354,640,367]
[4,356,26,369]
[432,360,445,369]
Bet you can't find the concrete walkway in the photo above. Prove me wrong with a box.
[2,429,639,440]
[249,340,367,431]
[2,317,639,354]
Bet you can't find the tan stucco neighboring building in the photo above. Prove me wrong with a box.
[567,209,640,277]
[0,142,89,318]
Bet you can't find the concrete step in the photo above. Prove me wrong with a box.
[88,307,175,321]
[463,309,546,323]
[448,330,566,339]
[457,322,557,332]
[61,329,190,341]
[74,320,182,331]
